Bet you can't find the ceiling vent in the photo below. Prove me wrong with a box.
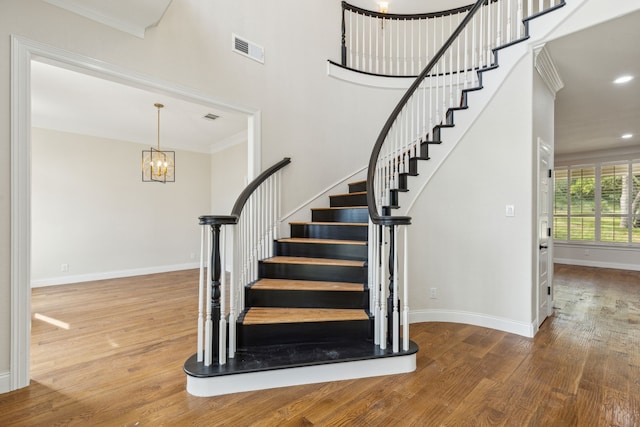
[203,113,220,121]
[232,33,265,64]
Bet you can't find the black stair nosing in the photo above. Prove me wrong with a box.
[274,239,367,261]
[259,261,367,284]
[245,288,369,309]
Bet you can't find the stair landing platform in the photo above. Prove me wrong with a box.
[184,339,418,397]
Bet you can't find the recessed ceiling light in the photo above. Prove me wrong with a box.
[621,133,633,139]
[614,75,633,84]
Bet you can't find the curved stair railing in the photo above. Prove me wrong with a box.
[366,0,565,352]
[339,1,473,77]
[339,0,563,77]
[197,157,291,366]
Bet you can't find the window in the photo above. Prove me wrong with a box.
[553,160,640,244]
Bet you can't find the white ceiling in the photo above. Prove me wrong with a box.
[32,2,640,158]
[31,60,249,154]
[547,10,640,156]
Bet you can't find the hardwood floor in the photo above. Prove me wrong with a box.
[0,264,638,425]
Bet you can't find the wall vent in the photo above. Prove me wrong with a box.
[203,113,220,121]
[232,33,265,64]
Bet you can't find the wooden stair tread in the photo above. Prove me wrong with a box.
[252,278,364,292]
[262,256,365,267]
[278,238,366,246]
[289,221,367,227]
[243,307,369,324]
[349,180,366,185]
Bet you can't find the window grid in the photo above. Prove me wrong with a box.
[553,160,640,245]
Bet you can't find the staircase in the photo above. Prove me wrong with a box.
[184,180,417,397]
[239,180,370,346]
[185,0,574,397]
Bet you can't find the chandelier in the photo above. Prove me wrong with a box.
[142,103,175,183]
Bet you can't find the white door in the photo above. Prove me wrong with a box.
[537,138,553,327]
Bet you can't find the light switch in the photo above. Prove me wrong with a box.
[505,204,515,217]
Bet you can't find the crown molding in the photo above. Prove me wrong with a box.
[534,44,564,97]
[42,0,172,38]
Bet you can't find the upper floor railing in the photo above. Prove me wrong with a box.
[340,0,561,77]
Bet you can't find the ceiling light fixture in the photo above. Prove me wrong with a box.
[621,133,633,139]
[378,2,389,29]
[142,103,175,183]
[613,75,633,84]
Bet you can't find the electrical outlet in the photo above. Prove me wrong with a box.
[61,263,69,272]
[430,287,437,299]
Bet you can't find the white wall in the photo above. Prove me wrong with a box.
[211,142,248,215]
[31,128,210,285]
[407,55,536,336]
[210,141,248,270]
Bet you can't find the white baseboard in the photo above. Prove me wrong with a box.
[554,258,640,272]
[186,353,416,397]
[410,309,535,338]
[0,371,11,394]
[30,262,199,287]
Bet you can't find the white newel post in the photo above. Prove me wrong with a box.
[219,226,227,365]
[402,226,410,351]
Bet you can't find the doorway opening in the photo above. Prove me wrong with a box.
[10,35,261,390]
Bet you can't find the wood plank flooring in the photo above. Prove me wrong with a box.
[0,264,638,425]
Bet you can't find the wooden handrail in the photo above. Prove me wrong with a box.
[199,157,291,226]
[366,0,486,226]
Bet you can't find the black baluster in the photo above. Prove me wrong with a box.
[341,3,347,66]
[210,223,222,360]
